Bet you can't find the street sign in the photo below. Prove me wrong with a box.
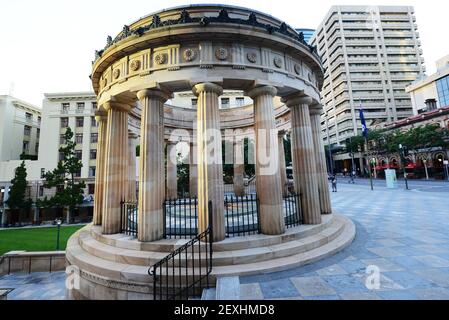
[444,160,449,165]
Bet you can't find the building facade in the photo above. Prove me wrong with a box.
[406,55,449,115]
[311,6,425,148]
[0,95,41,162]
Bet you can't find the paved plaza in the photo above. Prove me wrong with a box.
[1,179,449,300]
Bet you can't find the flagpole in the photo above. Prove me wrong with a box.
[359,100,373,191]
[365,136,374,191]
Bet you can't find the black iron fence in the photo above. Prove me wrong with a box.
[149,204,213,300]
[120,201,138,237]
[224,194,260,237]
[284,193,302,228]
[121,193,302,239]
[164,198,198,239]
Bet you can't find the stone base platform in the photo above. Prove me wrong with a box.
[65,214,355,300]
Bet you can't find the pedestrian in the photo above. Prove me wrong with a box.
[332,174,337,192]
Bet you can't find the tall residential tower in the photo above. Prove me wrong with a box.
[311,6,425,147]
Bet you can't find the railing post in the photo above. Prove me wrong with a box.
[256,196,261,234]
[163,200,167,239]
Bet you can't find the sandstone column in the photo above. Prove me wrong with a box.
[166,141,178,200]
[233,136,245,196]
[278,130,288,197]
[192,82,225,242]
[127,132,138,202]
[189,141,198,198]
[101,100,131,234]
[93,110,107,225]
[247,86,285,235]
[137,89,171,242]
[283,95,321,225]
[310,105,332,215]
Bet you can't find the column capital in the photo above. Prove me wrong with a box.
[278,129,287,137]
[136,88,172,102]
[245,86,277,99]
[192,82,223,96]
[103,98,133,113]
[94,110,108,122]
[309,104,324,116]
[128,131,139,139]
[282,93,313,108]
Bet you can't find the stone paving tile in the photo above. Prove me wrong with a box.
[290,276,337,297]
[315,264,348,276]
[339,292,382,300]
[258,278,299,299]
[239,283,264,300]
[366,247,404,258]
[412,288,449,300]
[382,271,437,290]
[360,258,405,272]
[412,255,449,268]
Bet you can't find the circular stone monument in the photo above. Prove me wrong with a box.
[66,4,355,300]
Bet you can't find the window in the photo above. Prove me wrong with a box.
[24,125,31,136]
[90,149,97,160]
[92,102,98,110]
[436,75,449,108]
[88,183,95,194]
[38,116,41,125]
[75,134,83,144]
[35,143,39,154]
[191,98,198,108]
[91,116,97,127]
[25,112,32,122]
[61,103,70,114]
[236,97,245,107]
[74,170,81,178]
[39,186,44,197]
[75,151,83,160]
[59,152,64,161]
[40,168,46,179]
[36,128,40,139]
[60,135,66,145]
[89,167,96,178]
[60,117,69,128]
[91,133,98,143]
[221,98,230,109]
[76,117,84,127]
[76,102,85,113]
[23,141,29,152]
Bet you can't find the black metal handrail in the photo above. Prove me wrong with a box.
[224,194,260,237]
[148,201,213,300]
[120,201,138,237]
[284,193,302,228]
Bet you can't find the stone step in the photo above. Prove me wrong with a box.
[89,214,335,253]
[78,215,344,268]
[211,216,356,277]
[66,214,355,299]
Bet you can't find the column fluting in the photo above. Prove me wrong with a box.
[137,89,171,242]
[127,132,138,203]
[233,136,245,196]
[101,100,131,234]
[246,86,285,235]
[93,110,107,226]
[310,105,332,215]
[283,95,321,225]
[192,82,225,242]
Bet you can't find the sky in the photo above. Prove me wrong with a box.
[1,0,448,107]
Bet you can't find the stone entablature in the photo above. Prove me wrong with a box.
[91,5,323,106]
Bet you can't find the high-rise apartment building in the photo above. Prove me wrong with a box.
[311,6,425,147]
[0,95,41,162]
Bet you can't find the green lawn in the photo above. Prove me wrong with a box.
[0,225,85,256]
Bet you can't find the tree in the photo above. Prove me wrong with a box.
[39,127,85,223]
[6,161,33,226]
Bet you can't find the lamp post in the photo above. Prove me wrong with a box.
[325,113,334,174]
[399,144,409,190]
[56,219,62,251]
